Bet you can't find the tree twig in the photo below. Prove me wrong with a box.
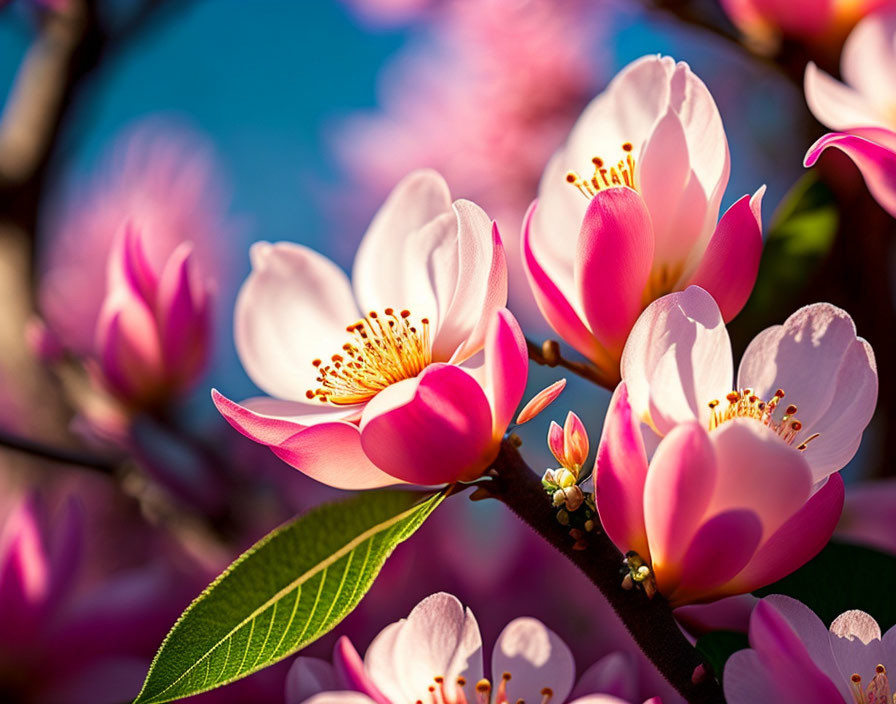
[0,427,117,474]
[526,337,618,390]
[486,440,725,704]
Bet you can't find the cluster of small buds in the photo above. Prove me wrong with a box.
[543,468,585,511]
[621,551,657,599]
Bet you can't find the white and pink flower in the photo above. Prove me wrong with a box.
[524,56,764,384]
[595,286,877,606]
[725,595,896,704]
[287,592,661,704]
[804,9,896,217]
[213,170,528,489]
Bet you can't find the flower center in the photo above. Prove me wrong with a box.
[850,664,893,704]
[417,673,554,704]
[306,308,431,405]
[706,388,820,452]
[565,142,637,199]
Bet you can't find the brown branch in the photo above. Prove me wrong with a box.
[487,440,725,704]
[0,427,117,474]
[526,337,618,390]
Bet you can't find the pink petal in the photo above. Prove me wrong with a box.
[621,286,733,435]
[805,130,896,218]
[563,411,589,468]
[211,390,399,489]
[360,365,496,484]
[96,306,164,402]
[804,62,888,131]
[724,598,843,704]
[438,213,509,363]
[482,309,528,439]
[570,652,637,702]
[548,421,566,466]
[685,188,764,322]
[837,478,896,554]
[576,187,655,357]
[285,658,337,704]
[594,383,650,560]
[366,593,483,704]
[637,110,709,269]
[705,420,813,541]
[156,242,211,389]
[674,594,758,636]
[0,496,50,638]
[726,474,843,594]
[667,509,762,606]
[332,637,390,704]
[643,421,717,589]
[235,241,361,402]
[352,169,452,321]
[491,618,576,704]
[515,378,566,425]
[110,224,158,303]
[522,202,611,368]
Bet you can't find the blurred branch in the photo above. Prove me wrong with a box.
[486,440,725,703]
[0,428,117,474]
[526,337,617,390]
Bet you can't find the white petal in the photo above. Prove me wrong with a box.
[621,286,733,435]
[366,593,483,703]
[840,12,896,127]
[804,62,888,132]
[235,242,360,401]
[491,618,576,704]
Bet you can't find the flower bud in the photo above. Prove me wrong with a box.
[94,225,212,410]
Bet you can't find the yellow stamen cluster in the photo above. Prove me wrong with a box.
[850,664,893,704]
[306,308,431,405]
[417,672,554,704]
[566,142,636,199]
[707,388,820,451]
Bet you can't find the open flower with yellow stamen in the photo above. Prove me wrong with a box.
[212,170,528,489]
[725,595,896,704]
[524,55,765,385]
[287,593,662,704]
[595,286,877,606]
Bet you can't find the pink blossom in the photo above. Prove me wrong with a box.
[213,170,527,489]
[594,286,876,606]
[549,411,590,475]
[39,121,235,356]
[524,56,764,384]
[720,0,895,46]
[93,225,212,409]
[287,592,662,704]
[804,10,896,217]
[0,492,183,704]
[725,595,896,704]
[332,0,599,328]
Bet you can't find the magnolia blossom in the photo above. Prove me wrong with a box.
[725,595,896,704]
[804,10,896,217]
[39,121,234,356]
[93,226,212,409]
[594,286,877,606]
[720,0,895,46]
[524,55,763,384]
[214,170,527,489]
[288,592,661,704]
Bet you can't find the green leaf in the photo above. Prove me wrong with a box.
[729,173,838,348]
[133,489,445,704]
[696,630,749,684]
[754,540,896,631]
